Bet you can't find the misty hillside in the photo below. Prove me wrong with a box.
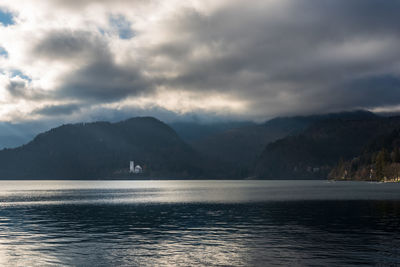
[0,110,393,180]
[329,128,400,181]
[255,113,400,179]
[169,121,255,143]
[0,122,47,149]
[191,123,301,168]
[0,117,204,179]
[188,110,377,177]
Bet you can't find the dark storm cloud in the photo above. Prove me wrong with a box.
[145,0,400,116]
[33,30,110,62]
[167,1,400,84]
[328,75,400,109]
[32,29,152,103]
[6,80,26,97]
[57,60,152,102]
[75,104,240,124]
[6,78,50,101]
[19,0,400,120]
[33,103,81,116]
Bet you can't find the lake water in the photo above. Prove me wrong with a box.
[0,180,400,266]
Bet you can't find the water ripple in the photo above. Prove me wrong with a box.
[0,180,399,266]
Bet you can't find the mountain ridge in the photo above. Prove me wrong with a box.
[255,114,400,179]
[0,117,204,179]
[0,110,389,180]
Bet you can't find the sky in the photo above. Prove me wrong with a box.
[1,0,400,126]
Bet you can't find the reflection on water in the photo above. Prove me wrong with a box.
[0,180,399,266]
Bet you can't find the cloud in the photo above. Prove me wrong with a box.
[33,103,81,116]
[142,0,400,117]
[58,60,152,102]
[6,79,26,97]
[31,29,152,102]
[4,75,48,101]
[1,0,400,122]
[32,30,109,63]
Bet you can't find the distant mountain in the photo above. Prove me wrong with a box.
[0,117,204,179]
[0,122,49,149]
[0,110,387,180]
[255,113,400,179]
[189,110,377,178]
[169,121,255,143]
[191,122,303,173]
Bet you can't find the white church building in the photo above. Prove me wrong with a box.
[129,161,143,174]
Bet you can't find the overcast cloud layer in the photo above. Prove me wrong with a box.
[1,0,400,123]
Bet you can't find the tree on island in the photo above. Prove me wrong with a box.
[393,147,400,163]
[375,148,387,180]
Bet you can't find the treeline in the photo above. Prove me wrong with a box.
[2,111,400,180]
[0,117,207,179]
[255,113,400,179]
[329,129,400,181]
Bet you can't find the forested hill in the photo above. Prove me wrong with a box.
[180,110,377,178]
[0,117,204,179]
[255,114,400,179]
[0,110,395,180]
[329,128,400,181]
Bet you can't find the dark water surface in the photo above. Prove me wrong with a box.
[0,180,400,266]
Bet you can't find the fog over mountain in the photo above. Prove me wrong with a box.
[2,110,396,180]
[0,0,400,127]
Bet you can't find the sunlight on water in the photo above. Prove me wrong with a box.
[1,180,400,206]
[0,180,400,266]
